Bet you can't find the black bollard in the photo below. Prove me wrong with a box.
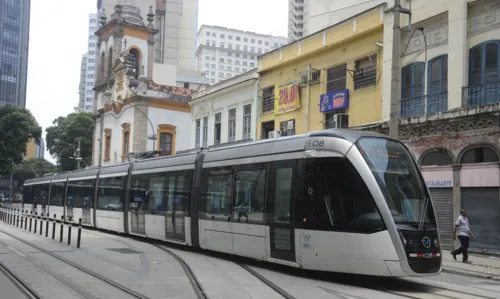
[45,214,49,237]
[16,209,19,227]
[77,218,82,249]
[39,213,43,236]
[52,214,56,240]
[60,216,64,242]
[24,211,28,230]
[8,208,11,225]
[20,210,23,228]
[68,221,72,245]
[34,212,37,234]
[29,212,32,232]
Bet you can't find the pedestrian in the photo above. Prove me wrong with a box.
[451,209,475,263]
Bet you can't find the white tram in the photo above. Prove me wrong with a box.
[21,129,442,277]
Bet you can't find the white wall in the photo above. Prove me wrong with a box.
[152,63,177,86]
[190,81,256,148]
[146,107,192,153]
[101,107,135,166]
[93,120,101,166]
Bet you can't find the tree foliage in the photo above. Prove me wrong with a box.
[13,158,59,187]
[46,112,94,171]
[0,105,42,175]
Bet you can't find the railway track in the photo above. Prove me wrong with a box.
[0,227,150,299]
[0,262,41,299]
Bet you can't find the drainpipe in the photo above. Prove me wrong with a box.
[305,64,311,133]
[254,76,260,140]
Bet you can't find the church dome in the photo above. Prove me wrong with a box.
[120,4,145,27]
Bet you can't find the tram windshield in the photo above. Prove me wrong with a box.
[356,137,437,229]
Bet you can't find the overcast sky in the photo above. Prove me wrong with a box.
[26,0,288,163]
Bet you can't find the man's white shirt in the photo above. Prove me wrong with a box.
[456,215,470,237]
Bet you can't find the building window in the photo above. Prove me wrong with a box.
[184,82,190,89]
[129,48,141,79]
[354,55,377,90]
[206,32,210,36]
[121,123,130,159]
[420,149,453,166]
[326,64,346,93]
[220,42,225,48]
[460,146,499,164]
[228,35,233,40]
[228,108,236,142]
[214,112,221,145]
[235,67,240,72]
[220,58,225,62]
[427,55,448,114]
[401,62,425,117]
[211,64,215,68]
[158,124,176,156]
[107,48,113,77]
[195,119,201,147]
[280,119,295,136]
[243,104,251,140]
[100,52,105,78]
[202,116,208,147]
[212,33,216,37]
[262,86,274,113]
[104,128,111,161]
[228,43,232,49]
[236,36,241,41]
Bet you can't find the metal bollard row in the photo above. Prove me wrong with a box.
[0,207,83,249]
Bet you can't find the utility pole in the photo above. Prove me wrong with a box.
[389,0,402,139]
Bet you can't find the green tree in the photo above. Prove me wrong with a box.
[0,105,42,176]
[13,158,59,187]
[46,112,94,171]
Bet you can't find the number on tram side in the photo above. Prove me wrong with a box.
[307,140,325,147]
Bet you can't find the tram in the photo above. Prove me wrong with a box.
[19,129,442,277]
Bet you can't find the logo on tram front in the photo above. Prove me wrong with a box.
[421,236,432,248]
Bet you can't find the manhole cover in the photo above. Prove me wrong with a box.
[107,248,142,254]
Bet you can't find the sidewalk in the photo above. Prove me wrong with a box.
[442,249,500,281]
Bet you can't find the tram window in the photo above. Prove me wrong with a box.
[233,163,267,223]
[274,166,293,223]
[34,184,49,206]
[300,158,385,233]
[130,174,160,212]
[200,167,234,220]
[97,176,125,211]
[165,171,192,217]
[22,186,33,204]
[50,182,65,207]
[82,180,95,209]
[67,180,94,208]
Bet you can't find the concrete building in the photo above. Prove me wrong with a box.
[196,25,287,85]
[378,0,500,253]
[25,138,45,160]
[76,14,99,112]
[189,70,258,149]
[0,0,30,107]
[258,6,384,139]
[93,4,193,166]
[287,0,390,41]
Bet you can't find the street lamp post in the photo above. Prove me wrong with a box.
[54,138,82,170]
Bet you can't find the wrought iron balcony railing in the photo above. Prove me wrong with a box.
[462,81,500,108]
[400,92,448,118]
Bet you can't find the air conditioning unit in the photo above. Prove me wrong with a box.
[331,113,349,129]
[268,130,281,139]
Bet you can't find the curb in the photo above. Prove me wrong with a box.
[442,267,500,281]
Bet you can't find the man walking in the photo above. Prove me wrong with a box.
[451,209,475,263]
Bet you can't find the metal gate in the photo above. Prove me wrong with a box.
[462,188,500,252]
[131,210,145,235]
[429,188,454,250]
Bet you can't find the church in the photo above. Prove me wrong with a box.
[92,3,204,166]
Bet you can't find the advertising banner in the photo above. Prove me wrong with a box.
[320,89,349,112]
[274,79,300,115]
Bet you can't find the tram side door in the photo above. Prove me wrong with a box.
[267,160,296,262]
[82,196,91,225]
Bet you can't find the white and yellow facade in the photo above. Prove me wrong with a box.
[257,5,386,139]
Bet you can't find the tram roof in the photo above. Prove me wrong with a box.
[67,167,100,181]
[203,128,388,163]
[132,151,199,173]
[23,178,37,186]
[33,174,55,185]
[99,162,131,177]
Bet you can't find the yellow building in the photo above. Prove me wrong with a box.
[257,5,385,139]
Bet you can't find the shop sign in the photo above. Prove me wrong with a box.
[426,180,453,188]
[274,79,300,115]
[320,89,349,112]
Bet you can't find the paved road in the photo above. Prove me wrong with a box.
[0,268,32,299]
[1,220,500,299]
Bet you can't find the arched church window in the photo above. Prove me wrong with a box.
[129,48,140,79]
[460,146,499,164]
[420,149,453,166]
[107,48,113,77]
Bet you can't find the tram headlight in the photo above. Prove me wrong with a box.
[434,238,439,248]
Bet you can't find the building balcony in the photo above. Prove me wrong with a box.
[400,92,448,118]
[463,81,500,108]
